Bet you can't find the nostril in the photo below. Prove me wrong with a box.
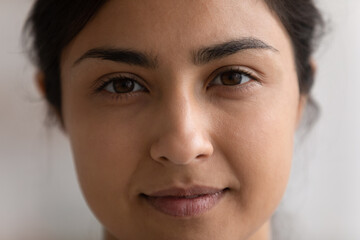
[149,130,214,165]
[195,153,208,159]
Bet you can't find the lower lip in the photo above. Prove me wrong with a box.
[143,190,226,217]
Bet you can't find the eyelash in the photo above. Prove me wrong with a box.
[208,67,258,90]
[94,74,147,101]
[94,67,259,100]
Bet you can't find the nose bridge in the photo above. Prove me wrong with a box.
[150,84,213,165]
[165,87,196,137]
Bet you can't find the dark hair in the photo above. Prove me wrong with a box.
[24,0,324,118]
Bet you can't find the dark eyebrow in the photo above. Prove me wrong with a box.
[73,38,276,68]
[193,37,278,65]
[73,48,158,68]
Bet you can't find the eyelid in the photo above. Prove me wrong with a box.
[207,65,261,87]
[92,72,147,94]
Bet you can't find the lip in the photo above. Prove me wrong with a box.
[141,186,228,217]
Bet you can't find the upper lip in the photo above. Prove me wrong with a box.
[143,186,226,198]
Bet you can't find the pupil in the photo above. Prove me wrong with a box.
[113,78,134,93]
[221,72,243,85]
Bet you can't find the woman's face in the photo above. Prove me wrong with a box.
[60,0,304,239]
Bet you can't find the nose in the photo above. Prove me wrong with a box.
[149,93,214,166]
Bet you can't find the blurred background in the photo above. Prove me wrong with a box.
[0,0,359,239]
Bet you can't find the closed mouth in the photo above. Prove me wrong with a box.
[141,186,229,217]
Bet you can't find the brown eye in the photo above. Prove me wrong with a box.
[104,77,144,94]
[113,78,134,93]
[219,71,251,86]
[210,70,253,88]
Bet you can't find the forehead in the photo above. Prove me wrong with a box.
[62,0,291,67]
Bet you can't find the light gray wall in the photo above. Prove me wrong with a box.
[0,1,101,240]
[0,1,359,239]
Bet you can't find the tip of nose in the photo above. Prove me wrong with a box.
[150,138,213,165]
[149,121,214,165]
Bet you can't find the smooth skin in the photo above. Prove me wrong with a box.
[52,0,306,239]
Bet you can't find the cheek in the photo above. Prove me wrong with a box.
[63,97,150,223]
[215,88,298,220]
[71,120,141,190]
